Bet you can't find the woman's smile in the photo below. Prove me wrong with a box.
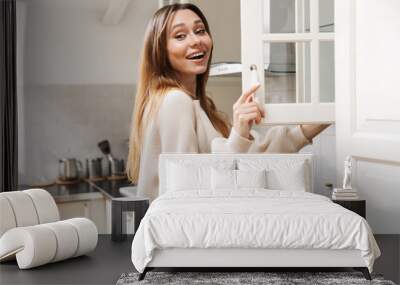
[186,50,208,64]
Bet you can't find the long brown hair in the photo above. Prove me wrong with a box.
[126,3,231,183]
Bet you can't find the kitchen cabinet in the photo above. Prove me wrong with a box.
[57,198,108,234]
[20,179,135,235]
[241,0,335,124]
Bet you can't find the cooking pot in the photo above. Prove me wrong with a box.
[58,158,83,181]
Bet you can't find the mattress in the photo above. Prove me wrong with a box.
[131,190,380,273]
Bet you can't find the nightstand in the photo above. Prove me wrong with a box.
[111,197,149,242]
[332,199,366,218]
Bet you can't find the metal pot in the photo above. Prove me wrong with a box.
[86,158,103,179]
[110,158,125,176]
[58,158,83,181]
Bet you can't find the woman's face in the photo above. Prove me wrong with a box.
[166,9,212,80]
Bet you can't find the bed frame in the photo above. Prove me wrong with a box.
[140,248,371,280]
[138,154,372,281]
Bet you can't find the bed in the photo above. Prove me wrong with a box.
[131,154,381,281]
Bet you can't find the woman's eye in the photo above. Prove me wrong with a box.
[175,34,186,40]
[174,29,205,40]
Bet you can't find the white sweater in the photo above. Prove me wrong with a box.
[137,89,311,201]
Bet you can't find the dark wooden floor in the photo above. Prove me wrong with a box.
[0,235,134,285]
[0,235,398,285]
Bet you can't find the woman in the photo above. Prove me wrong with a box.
[126,3,329,201]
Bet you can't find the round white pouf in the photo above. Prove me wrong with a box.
[0,218,98,269]
[42,221,79,262]
[0,226,57,269]
[23,189,60,223]
[0,192,39,227]
[0,195,17,237]
[64,218,98,257]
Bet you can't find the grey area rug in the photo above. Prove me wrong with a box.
[116,271,396,285]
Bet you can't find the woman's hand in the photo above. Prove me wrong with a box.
[232,83,264,139]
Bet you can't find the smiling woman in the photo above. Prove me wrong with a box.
[126,3,325,201]
[166,10,212,92]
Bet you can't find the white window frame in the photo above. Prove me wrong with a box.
[241,0,335,125]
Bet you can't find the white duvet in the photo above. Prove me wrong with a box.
[131,190,380,273]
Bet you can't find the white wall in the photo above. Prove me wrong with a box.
[24,0,158,85]
[353,160,400,234]
[191,0,241,63]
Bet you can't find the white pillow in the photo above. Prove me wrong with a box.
[211,168,236,190]
[236,169,267,189]
[237,159,309,191]
[167,162,210,191]
[211,168,268,190]
[266,162,307,191]
[166,159,236,192]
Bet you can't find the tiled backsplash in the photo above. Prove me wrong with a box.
[20,84,135,185]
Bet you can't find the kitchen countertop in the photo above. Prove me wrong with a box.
[18,178,136,202]
[90,179,134,199]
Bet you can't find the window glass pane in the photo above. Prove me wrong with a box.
[299,42,311,103]
[303,0,310,33]
[263,0,310,33]
[263,42,311,104]
[319,0,334,32]
[319,41,335,102]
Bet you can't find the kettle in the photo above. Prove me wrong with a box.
[58,158,83,181]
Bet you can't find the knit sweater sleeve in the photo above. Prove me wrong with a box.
[261,125,312,153]
[212,125,311,153]
[158,90,199,153]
